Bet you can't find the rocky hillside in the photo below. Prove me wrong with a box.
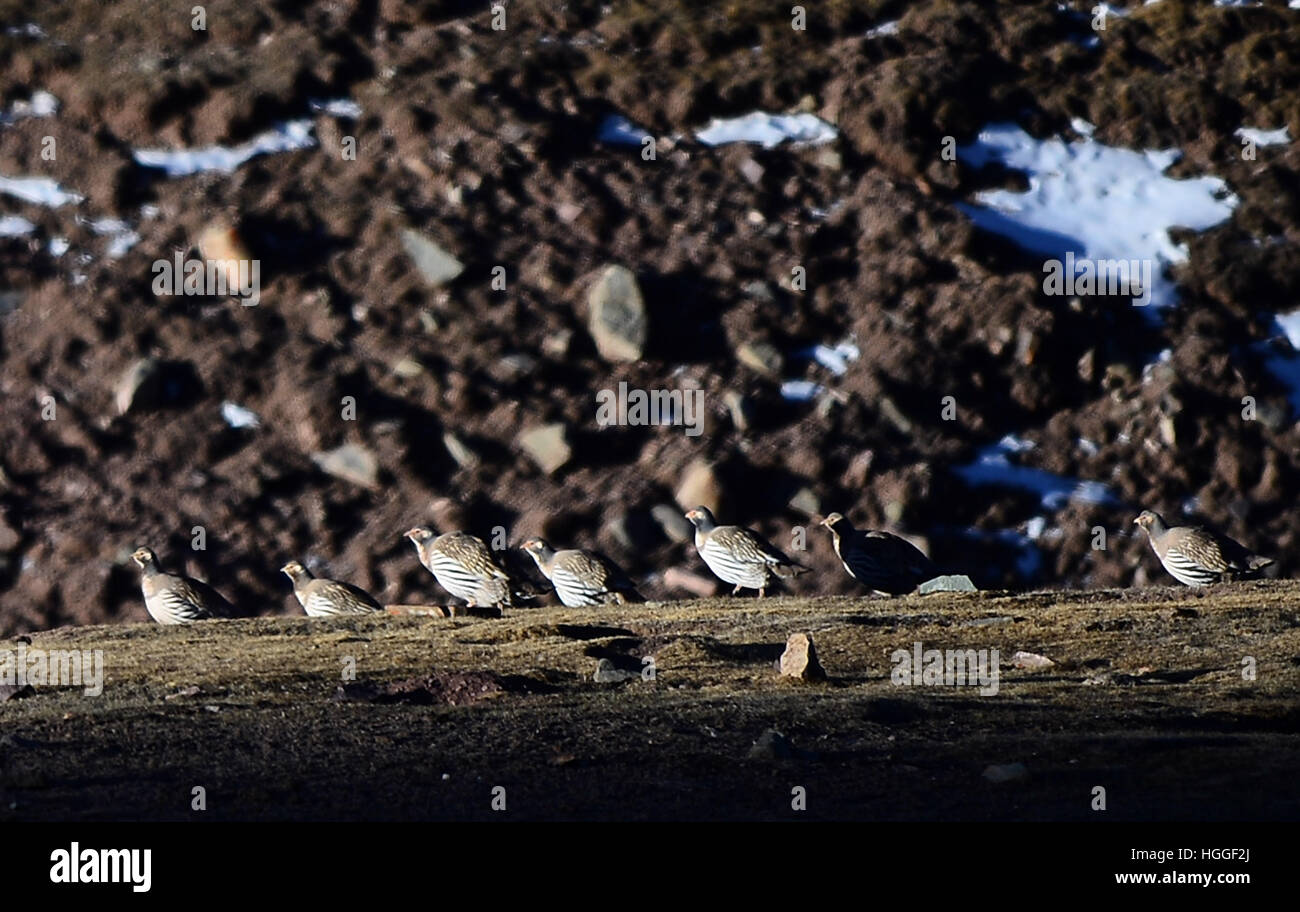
[1,0,1299,632]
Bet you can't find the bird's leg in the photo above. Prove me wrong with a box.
[732,584,743,596]
[758,587,766,598]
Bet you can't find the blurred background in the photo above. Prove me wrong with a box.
[0,0,1297,633]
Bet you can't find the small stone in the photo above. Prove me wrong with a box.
[593,658,639,684]
[605,511,662,552]
[114,357,162,415]
[738,157,765,186]
[197,222,252,294]
[518,423,572,475]
[787,487,820,518]
[748,729,793,761]
[312,443,380,490]
[541,330,572,359]
[651,504,694,543]
[674,459,721,512]
[736,340,784,377]
[741,281,776,304]
[443,432,479,469]
[779,633,826,681]
[843,450,875,488]
[877,395,913,434]
[918,574,977,594]
[814,147,842,170]
[400,228,465,287]
[587,264,647,362]
[1011,651,1055,670]
[556,201,583,224]
[982,763,1029,783]
[392,357,425,378]
[723,390,750,431]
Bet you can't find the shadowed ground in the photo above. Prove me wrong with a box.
[2,582,1298,821]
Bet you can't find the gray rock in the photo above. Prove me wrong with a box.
[723,390,751,431]
[400,228,465,287]
[605,511,662,552]
[517,423,572,475]
[674,459,720,512]
[779,633,826,682]
[114,357,162,415]
[918,574,978,594]
[982,762,1029,783]
[651,504,694,543]
[748,729,793,761]
[312,443,380,490]
[442,432,479,469]
[787,487,820,517]
[736,340,783,377]
[587,264,647,362]
[593,658,639,684]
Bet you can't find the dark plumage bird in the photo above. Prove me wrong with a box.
[683,506,809,597]
[520,539,643,607]
[1134,510,1273,587]
[280,560,383,617]
[131,547,235,625]
[818,512,938,595]
[404,527,524,610]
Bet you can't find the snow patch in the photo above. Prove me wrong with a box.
[954,434,1118,509]
[696,112,837,149]
[597,114,650,147]
[221,402,261,429]
[0,174,83,207]
[957,122,1237,310]
[1234,125,1291,147]
[134,119,316,177]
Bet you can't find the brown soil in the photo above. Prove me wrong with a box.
[0,3,1298,638]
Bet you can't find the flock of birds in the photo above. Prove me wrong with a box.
[127,506,1277,625]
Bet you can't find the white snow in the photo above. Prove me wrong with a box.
[865,20,900,38]
[780,380,824,401]
[1070,117,1095,137]
[1274,311,1300,351]
[221,402,261,429]
[597,114,650,147]
[696,112,837,149]
[0,90,59,126]
[802,340,861,376]
[0,175,83,207]
[48,236,69,256]
[0,215,35,237]
[308,98,362,119]
[133,119,316,177]
[953,434,1118,509]
[85,217,140,259]
[5,23,46,38]
[1234,125,1291,147]
[957,123,1237,310]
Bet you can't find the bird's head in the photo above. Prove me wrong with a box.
[520,538,555,567]
[819,512,847,531]
[684,506,716,529]
[131,548,157,570]
[280,560,309,582]
[1133,510,1160,531]
[404,526,435,546]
